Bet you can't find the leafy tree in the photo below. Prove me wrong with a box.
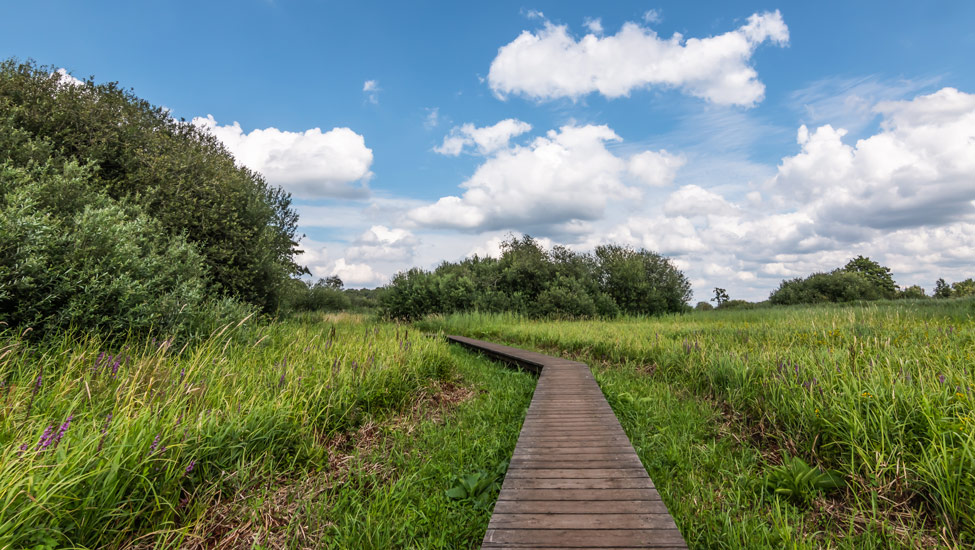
[594,245,691,315]
[378,235,689,319]
[712,288,729,306]
[843,255,897,298]
[952,278,975,297]
[897,285,927,299]
[695,301,714,311]
[769,271,886,305]
[770,256,901,306]
[323,275,344,290]
[934,278,953,298]
[0,59,302,312]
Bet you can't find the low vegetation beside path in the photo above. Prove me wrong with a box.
[0,314,534,549]
[425,299,975,549]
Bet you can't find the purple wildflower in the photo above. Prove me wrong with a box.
[149,434,160,455]
[52,415,73,449]
[179,367,185,384]
[184,460,196,475]
[939,374,946,385]
[17,442,28,457]
[35,425,54,450]
[110,358,120,378]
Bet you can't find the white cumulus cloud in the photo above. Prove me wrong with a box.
[434,119,533,156]
[488,10,788,106]
[193,114,373,199]
[770,87,975,233]
[411,123,682,233]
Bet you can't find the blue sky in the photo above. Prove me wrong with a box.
[3,1,974,300]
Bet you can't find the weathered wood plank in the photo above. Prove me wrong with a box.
[501,477,655,490]
[504,468,651,479]
[488,513,678,530]
[482,528,687,547]
[495,488,661,501]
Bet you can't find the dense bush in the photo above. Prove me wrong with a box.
[897,285,927,299]
[0,59,302,314]
[380,235,690,320]
[280,278,351,313]
[769,256,898,305]
[0,160,248,337]
[933,278,975,299]
[952,278,975,297]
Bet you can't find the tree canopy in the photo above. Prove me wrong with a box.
[0,59,303,337]
[769,256,898,305]
[0,59,303,317]
[379,235,691,320]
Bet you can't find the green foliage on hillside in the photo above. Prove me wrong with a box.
[379,235,691,319]
[0,59,302,325]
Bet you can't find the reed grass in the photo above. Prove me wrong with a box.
[0,313,534,548]
[426,298,975,548]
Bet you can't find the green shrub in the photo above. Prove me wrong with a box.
[769,270,886,305]
[897,285,928,299]
[0,59,302,313]
[0,160,231,338]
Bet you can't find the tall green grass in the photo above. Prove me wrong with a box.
[426,298,975,547]
[0,313,534,548]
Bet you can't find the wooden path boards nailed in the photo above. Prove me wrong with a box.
[446,335,687,549]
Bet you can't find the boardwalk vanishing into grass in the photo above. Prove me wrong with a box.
[447,335,687,549]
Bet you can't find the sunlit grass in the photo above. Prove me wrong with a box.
[0,313,534,548]
[426,298,975,548]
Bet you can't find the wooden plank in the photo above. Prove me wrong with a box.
[491,499,672,515]
[445,335,685,549]
[501,477,654,490]
[488,513,678,530]
[504,468,651,479]
[482,529,687,547]
[496,489,661,501]
[509,457,643,469]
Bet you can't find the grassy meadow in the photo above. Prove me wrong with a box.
[423,298,975,549]
[0,314,534,549]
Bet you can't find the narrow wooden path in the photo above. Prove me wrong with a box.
[447,335,686,549]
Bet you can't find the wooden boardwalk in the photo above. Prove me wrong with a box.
[447,335,686,549]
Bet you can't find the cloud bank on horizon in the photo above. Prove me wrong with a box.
[185,8,974,299]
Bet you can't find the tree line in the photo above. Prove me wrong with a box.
[767,255,973,305]
[378,235,691,320]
